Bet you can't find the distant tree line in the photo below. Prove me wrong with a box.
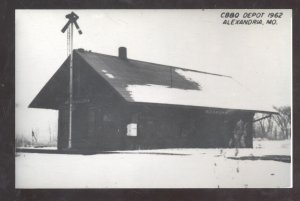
[15,136,32,147]
[254,106,291,140]
[15,125,57,148]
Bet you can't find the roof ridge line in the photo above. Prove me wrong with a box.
[75,49,231,78]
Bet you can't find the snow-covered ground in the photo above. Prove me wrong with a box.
[15,139,291,188]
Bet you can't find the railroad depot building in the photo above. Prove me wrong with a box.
[29,47,276,151]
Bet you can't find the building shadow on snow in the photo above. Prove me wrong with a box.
[227,155,291,163]
[15,148,190,156]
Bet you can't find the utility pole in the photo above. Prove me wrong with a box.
[61,12,82,149]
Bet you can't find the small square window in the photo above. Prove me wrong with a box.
[127,123,137,136]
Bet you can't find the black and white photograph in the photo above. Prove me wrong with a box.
[15,9,292,188]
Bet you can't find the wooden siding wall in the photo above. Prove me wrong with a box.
[57,55,255,150]
[127,105,254,149]
[58,99,255,150]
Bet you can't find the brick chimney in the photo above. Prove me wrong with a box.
[118,47,127,60]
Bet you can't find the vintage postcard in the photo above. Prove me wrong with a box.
[15,9,292,188]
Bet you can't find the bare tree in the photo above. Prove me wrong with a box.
[273,106,291,139]
[253,106,291,140]
[254,113,274,139]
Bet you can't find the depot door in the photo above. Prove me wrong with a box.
[57,107,69,150]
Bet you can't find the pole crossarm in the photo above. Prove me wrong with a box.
[61,12,82,35]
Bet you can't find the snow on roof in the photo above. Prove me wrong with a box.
[30,49,276,113]
[102,70,115,79]
[126,69,276,113]
[76,50,276,113]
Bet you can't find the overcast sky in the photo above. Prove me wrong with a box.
[15,9,292,141]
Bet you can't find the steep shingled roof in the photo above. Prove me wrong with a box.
[76,49,276,113]
[30,49,276,113]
